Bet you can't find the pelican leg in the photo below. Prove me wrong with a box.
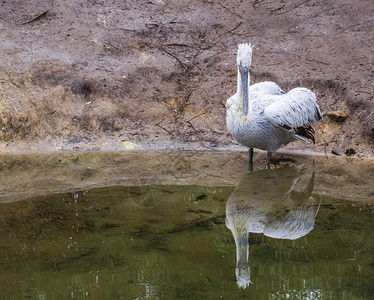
[249,148,254,163]
[266,151,272,169]
[248,148,254,171]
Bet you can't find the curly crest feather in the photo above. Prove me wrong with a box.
[237,43,253,67]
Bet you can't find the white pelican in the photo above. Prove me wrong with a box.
[226,43,322,167]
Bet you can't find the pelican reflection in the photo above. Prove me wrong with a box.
[225,165,319,288]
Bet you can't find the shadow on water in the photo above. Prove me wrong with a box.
[0,152,373,299]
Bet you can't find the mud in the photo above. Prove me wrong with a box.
[0,151,373,205]
[0,0,373,155]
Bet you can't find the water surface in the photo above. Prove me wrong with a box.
[0,152,373,299]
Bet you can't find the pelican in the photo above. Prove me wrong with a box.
[226,43,322,167]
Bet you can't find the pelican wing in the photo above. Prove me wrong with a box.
[264,87,322,134]
[250,81,284,96]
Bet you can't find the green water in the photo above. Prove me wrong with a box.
[0,165,373,299]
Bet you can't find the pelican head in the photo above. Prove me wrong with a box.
[237,43,253,119]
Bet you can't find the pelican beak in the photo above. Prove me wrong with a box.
[240,66,249,119]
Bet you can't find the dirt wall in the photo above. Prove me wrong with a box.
[0,0,373,155]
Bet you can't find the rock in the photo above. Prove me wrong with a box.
[326,111,348,122]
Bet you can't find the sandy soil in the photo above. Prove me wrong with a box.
[0,0,373,156]
[0,151,373,204]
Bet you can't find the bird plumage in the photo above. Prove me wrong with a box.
[226,43,322,166]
